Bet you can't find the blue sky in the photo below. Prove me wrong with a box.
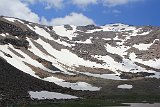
[0,0,160,26]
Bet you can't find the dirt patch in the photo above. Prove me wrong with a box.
[8,47,25,58]
[75,66,114,74]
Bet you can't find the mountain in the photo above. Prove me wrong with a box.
[0,16,160,106]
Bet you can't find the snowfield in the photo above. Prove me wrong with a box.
[29,91,78,100]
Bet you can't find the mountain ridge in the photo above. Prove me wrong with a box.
[0,16,160,105]
[0,15,160,79]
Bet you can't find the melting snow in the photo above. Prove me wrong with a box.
[36,38,107,69]
[93,55,148,74]
[103,24,136,32]
[129,53,160,69]
[44,76,101,91]
[4,17,24,24]
[29,91,78,100]
[133,43,152,50]
[53,25,77,40]
[27,38,75,75]
[129,52,160,78]
[117,84,133,89]
[0,33,6,37]
[28,25,54,40]
[86,23,136,33]
[27,25,72,47]
[0,45,38,78]
[4,17,15,22]
[105,44,129,56]
[81,72,125,80]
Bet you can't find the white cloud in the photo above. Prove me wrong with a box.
[0,0,141,26]
[43,0,64,9]
[21,0,64,9]
[102,0,140,7]
[42,12,95,26]
[72,0,97,7]
[0,0,40,23]
[21,0,141,9]
[21,0,35,4]
[0,0,95,26]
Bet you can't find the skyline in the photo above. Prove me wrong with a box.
[0,0,160,26]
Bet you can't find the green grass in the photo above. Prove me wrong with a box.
[17,99,129,107]
[17,94,160,107]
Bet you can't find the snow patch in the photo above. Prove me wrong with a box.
[44,76,101,91]
[53,25,77,40]
[29,25,54,40]
[93,55,144,74]
[0,33,6,37]
[29,91,78,100]
[105,44,129,56]
[133,43,152,50]
[81,72,125,80]
[4,17,15,22]
[117,84,133,89]
[129,52,160,69]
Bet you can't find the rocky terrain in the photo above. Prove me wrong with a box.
[0,16,160,106]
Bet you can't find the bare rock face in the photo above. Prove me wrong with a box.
[77,25,101,31]
[0,18,39,39]
[0,38,29,48]
[64,25,73,30]
[120,72,155,79]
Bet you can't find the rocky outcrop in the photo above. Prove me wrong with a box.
[0,38,29,48]
[0,18,39,39]
[77,25,101,31]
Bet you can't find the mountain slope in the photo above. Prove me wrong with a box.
[0,58,80,105]
[0,16,160,105]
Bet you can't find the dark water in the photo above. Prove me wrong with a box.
[115,103,160,107]
[20,102,160,107]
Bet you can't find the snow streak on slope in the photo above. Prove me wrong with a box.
[0,44,100,91]
[44,76,101,91]
[4,17,16,22]
[27,38,75,75]
[91,54,159,79]
[27,24,72,47]
[35,38,107,69]
[130,53,160,70]
[0,45,38,78]
[133,43,152,50]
